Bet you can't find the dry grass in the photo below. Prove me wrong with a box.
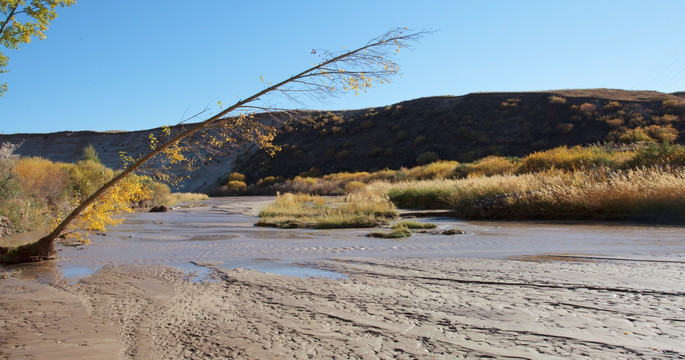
[404,161,459,180]
[257,193,397,229]
[271,144,685,196]
[517,146,623,173]
[382,167,685,221]
[277,172,373,195]
[167,193,209,206]
[454,156,517,178]
[259,144,685,221]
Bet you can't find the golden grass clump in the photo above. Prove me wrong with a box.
[384,167,685,221]
[257,192,397,229]
[166,192,209,206]
[517,146,619,173]
[404,160,459,180]
[454,156,517,178]
[278,172,373,195]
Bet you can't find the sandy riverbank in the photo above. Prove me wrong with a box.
[2,256,684,359]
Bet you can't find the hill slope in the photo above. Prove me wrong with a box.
[2,89,684,191]
[235,89,685,181]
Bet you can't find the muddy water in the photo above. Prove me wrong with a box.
[7,196,685,281]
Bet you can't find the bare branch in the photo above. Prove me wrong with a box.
[40,27,427,250]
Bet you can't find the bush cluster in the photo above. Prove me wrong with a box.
[0,153,196,238]
[259,143,685,198]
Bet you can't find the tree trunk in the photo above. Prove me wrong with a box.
[0,235,55,264]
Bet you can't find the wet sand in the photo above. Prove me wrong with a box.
[2,197,685,359]
[2,257,684,359]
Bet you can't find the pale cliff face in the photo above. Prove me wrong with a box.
[0,128,250,193]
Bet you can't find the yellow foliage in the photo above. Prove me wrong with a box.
[228,172,246,183]
[13,157,67,206]
[226,180,247,194]
[62,174,151,244]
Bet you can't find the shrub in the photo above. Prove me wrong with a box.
[406,160,459,180]
[0,157,161,241]
[629,143,685,167]
[645,125,678,143]
[517,146,615,173]
[14,157,67,206]
[500,97,520,108]
[662,99,685,112]
[653,114,679,125]
[628,113,645,127]
[227,172,246,183]
[61,160,114,201]
[457,156,517,178]
[81,144,102,164]
[298,167,321,178]
[548,95,566,105]
[579,103,597,116]
[618,128,653,143]
[604,101,622,110]
[226,180,247,194]
[256,176,283,187]
[416,151,438,165]
[145,180,171,206]
[344,181,366,194]
[602,117,624,128]
[369,169,397,182]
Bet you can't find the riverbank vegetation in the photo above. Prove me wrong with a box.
[254,143,685,223]
[0,155,207,245]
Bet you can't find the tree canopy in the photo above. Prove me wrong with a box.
[0,0,75,95]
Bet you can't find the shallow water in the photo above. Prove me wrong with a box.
[5,196,685,282]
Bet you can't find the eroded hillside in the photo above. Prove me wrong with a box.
[2,89,684,191]
[235,89,685,182]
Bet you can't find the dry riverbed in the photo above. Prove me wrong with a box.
[2,255,684,359]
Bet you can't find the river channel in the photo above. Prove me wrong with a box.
[7,196,685,282]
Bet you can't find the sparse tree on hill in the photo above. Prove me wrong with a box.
[2,27,426,263]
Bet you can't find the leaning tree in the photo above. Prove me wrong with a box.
[2,27,426,263]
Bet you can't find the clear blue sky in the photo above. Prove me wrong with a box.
[2,0,685,134]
